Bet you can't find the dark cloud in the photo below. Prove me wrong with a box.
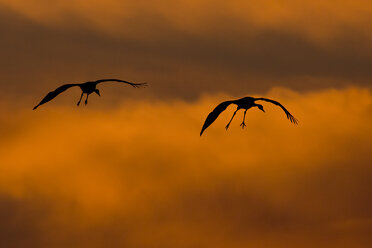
[1,4,372,107]
[0,195,46,248]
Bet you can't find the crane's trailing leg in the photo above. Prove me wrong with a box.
[225,109,238,130]
[240,109,247,129]
[77,92,84,106]
[85,94,89,105]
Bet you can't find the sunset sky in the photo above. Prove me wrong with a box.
[0,1,372,247]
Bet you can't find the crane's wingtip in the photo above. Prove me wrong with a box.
[292,117,299,125]
[32,106,38,110]
[132,82,148,88]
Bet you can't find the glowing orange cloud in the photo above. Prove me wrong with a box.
[0,87,371,247]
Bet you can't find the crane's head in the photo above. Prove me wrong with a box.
[257,104,265,112]
[94,89,101,96]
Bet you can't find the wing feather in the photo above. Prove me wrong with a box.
[200,101,234,136]
[94,79,147,88]
[33,84,79,110]
[255,97,298,124]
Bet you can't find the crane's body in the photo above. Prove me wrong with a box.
[200,96,298,136]
[233,97,257,110]
[79,81,99,94]
[33,79,147,110]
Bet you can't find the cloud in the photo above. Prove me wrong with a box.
[0,87,371,247]
[1,3,372,104]
[2,0,372,42]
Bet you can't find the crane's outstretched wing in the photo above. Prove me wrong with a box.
[200,101,234,136]
[94,79,147,88]
[254,98,298,124]
[33,84,79,110]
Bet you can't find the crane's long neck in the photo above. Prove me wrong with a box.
[254,103,265,112]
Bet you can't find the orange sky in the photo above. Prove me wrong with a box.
[0,1,372,247]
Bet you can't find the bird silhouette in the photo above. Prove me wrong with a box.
[200,97,298,135]
[33,79,147,110]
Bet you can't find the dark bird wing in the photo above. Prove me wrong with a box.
[33,84,79,110]
[94,79,147,88]
[254,97,298,124]
[200,101,234,136]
